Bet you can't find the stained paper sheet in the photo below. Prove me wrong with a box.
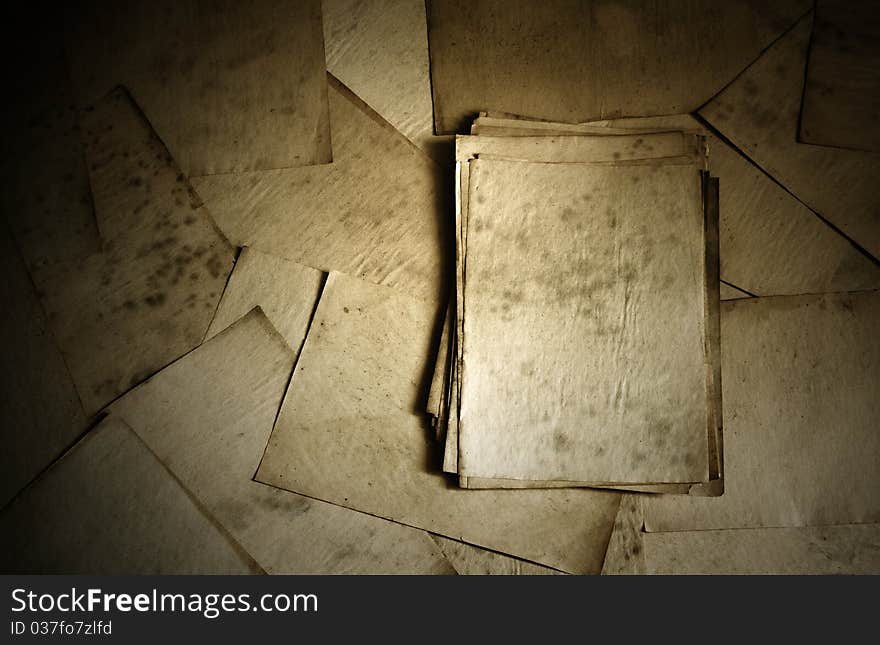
[109,309,454,574]
[0,227,87,508]
[256,271,621,574]
[65,0,331,175]
[0,417,259,574]
[444,131,717,487]
[643,290,880,532]
[192,76,451,300]
[426,0,810,133]
[443,132,718,490]
[457,158,710,484]
[700,14,880,260]
[800,0,880,152]
[34,89,234,415]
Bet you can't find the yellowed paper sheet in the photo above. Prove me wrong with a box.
[427,0,810,133]
[800,1,880,152]
[109,309,454,574]
[0,417,259,574]
[257,272,621,574]
[192,76,450,300]
[34,89,234,415]
[430,535,563,575]
[444,131,713,485]
[0,227,87,508]
[644,290,880,532]
[700,14,880,260]
[65,0,331,175]
[458,159,710,484]
[450,173,720,494]
[449,168,719,491]
[206,247,325,355]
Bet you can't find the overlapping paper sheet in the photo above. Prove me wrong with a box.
[109,307,455,574]
[700,13,880,261]
[256,271,621,574]
[323,0,447,163]
[434,125,722,494]
[642,290,880,533]
[799,0,880,152]
[191,75,450,300]
[0,417,259,574]
[425,0,811,133]
[205,246,324,351]
[30,88,234,415]
[602,496,880,575]
[470,112,880,297]
[65,0,331,175]
[0,225,87,508]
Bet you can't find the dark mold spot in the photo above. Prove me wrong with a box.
[205,253,225,279]
[553,431,571,452]
[144,292,167,307]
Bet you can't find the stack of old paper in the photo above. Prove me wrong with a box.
[428,115,722,495]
